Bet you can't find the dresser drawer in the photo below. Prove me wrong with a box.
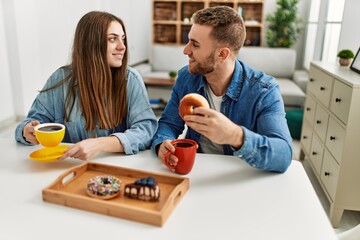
[321,150,339,201]
[300,120,313,155]
[313,103,329,142]
[309,66,334,108]
[325,117,345,164]
[309,135,325,176]
[303,94,316,126]
[330,80,352,124]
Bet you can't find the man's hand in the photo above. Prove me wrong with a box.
[157,140,177,171]
[183,107,244,149]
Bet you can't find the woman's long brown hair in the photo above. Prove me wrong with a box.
[44,11,128,131]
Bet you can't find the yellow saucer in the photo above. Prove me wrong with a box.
[29,145,69,163]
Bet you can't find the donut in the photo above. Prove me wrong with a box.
[179,93,210,119]
[86,175,121,200]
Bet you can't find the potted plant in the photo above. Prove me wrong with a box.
[266,0,302,48]
[169,71,177,80]
[337,49,355,66]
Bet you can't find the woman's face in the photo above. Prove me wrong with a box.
[107,21,126,68]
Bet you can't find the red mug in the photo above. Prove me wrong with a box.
[164,139,198,174]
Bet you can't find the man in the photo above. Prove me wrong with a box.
[151,6,292,173]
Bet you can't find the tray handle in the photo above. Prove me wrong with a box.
[173,189,183,206]
[60,171,77,186]
[47,163,87,189]
[169,180,188,207]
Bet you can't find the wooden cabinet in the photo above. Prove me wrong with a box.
[152,0,264,46]
[300,61,360,227]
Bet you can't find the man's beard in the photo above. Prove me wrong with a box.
[189,51,215,75]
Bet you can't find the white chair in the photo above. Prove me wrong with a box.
[337,224,360,240]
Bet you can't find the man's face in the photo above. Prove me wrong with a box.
[183,24,217,75]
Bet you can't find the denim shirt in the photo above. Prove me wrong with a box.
[151,60,292,173]
[15,66,158,155]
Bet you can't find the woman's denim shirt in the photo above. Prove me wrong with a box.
[15,66,158,154]
[152,60,292,173]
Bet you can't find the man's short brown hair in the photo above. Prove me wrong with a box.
[192,6,246,55]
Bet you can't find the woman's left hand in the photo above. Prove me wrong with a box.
[58,138,100,161]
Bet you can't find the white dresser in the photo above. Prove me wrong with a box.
[300,61,360,227]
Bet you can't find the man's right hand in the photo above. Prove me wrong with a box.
[158,140,178,170]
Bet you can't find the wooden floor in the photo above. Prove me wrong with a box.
[2,122,360,235]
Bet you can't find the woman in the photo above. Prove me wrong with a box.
[15,11,157,160]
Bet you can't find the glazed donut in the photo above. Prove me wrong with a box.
[179,93,210,119]
[86,175,121,200]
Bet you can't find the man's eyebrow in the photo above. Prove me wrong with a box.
[189,38,199,44]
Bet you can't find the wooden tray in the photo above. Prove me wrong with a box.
[42,162,189,226]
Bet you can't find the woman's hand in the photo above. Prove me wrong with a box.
[22,121,40,144]
[59,138,100,161]
[58,136,123,161]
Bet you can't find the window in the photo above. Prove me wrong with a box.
[303,0,345,69]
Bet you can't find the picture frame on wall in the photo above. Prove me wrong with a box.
[350,47,360,74]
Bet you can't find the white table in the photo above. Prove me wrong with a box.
[0,138,337,239]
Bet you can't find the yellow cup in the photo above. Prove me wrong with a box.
[34,123,65,148]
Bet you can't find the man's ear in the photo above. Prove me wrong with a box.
[218,47,231,61]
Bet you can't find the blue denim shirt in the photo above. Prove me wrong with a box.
[151,60,292,173]
[15,66,158,154]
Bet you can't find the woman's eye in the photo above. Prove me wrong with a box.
[109,37,116,42]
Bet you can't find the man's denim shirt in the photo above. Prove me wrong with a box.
[15,66,157,155]
[151,60,292,173]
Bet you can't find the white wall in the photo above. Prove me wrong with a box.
[1,0,358,125]
[1,0,151,122]
[263,0,311,69]
[0,0,15,126]
[338,0,360,54]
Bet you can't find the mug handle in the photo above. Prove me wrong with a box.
[164,151,176,171]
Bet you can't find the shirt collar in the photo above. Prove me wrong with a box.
[225,60,243,101]
[195,60,244,101]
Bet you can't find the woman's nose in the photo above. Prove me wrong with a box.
[117,40,126,50]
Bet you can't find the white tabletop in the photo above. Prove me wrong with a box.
[0,138,337,240]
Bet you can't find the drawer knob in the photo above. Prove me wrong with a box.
[320,86,325,91]
[312,151,317,155]
[303,136,308,139]
[324,171,330,176]
[310,78,314,82]
[306,107,311,111]
[330,136,336,141]
[316,120,321,124]
[335,98,341,103]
